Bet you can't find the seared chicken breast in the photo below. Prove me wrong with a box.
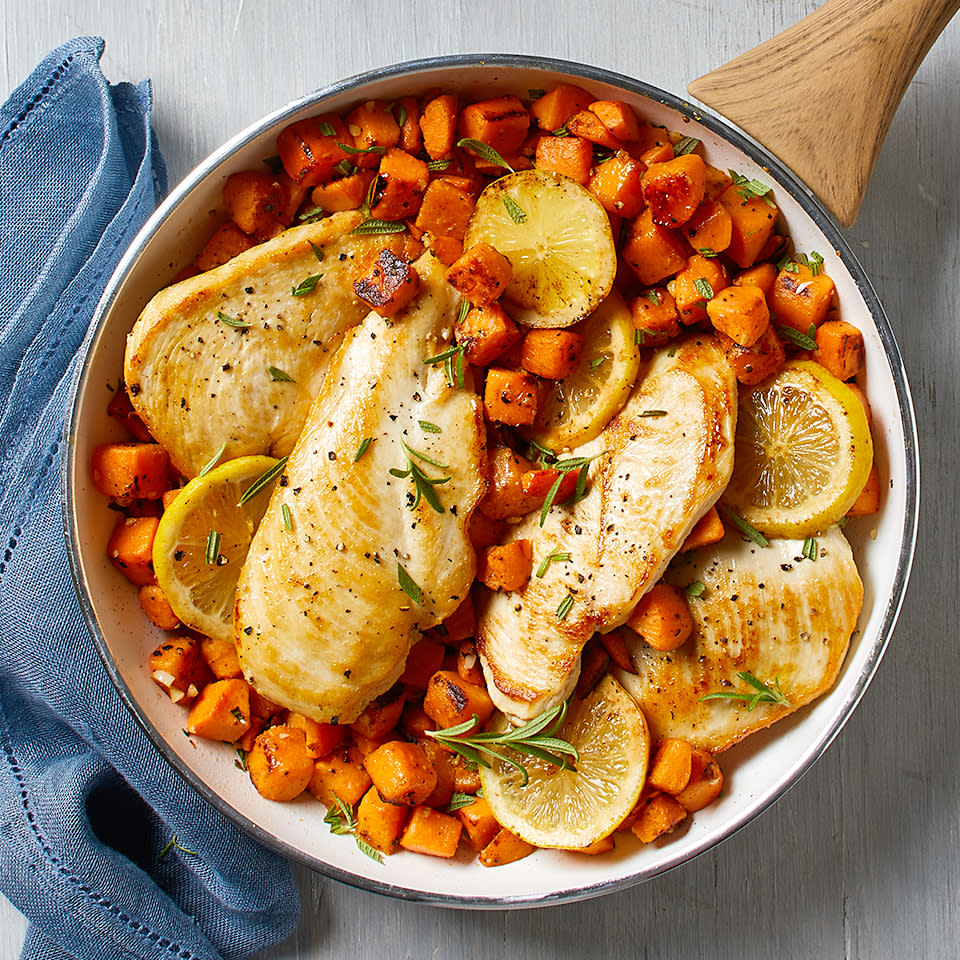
[124,211,406,476]
[235,254,486,723]
[618,524,863,752]
[477,336,738,720]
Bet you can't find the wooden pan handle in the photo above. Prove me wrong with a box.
[688,0,959,226]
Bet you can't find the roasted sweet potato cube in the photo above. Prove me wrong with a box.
[622,208,688,286]
[248,724,314,802]
[423,669,495,730]
[642,154,707,227]
[529,84,594,132]
[479,827,535,867]
[356,785,410,855]
[683,199,733,256]
[732,261,778,298]
[717,182,780,268]
[345,99,401,151]
[675,748,724,811]
[707,284,770,348]
[286,711,347,759]
[439,595,476,644]
[630,287,680,344]
[309,746,372,808]
[420,93,459,159]
[456,303,522,367]
[199,635,243,680]
[483,368,538,427]
[138,584,181,632]
[399,806,463,858]
[456,639,485,686]
[222,171,285,237]
[681,505,724,552]
[478,445,541,519]
[703,164,733,199]
[445,242,514,306]
[350,688,406,741]
[277,114,353,187]
[626,583,694,652]
[813,319,864,381]
[186,678,251,743]
[92,442,170,501]
[149,634,210,701]
[415,177,477,240]
[468,510,505,549]
[534,134,594,184]
[363,740,437,806]
[457,797,501,851]
[631,791,688,843]
[107,515,159,586]
[847,464,881,517]
[647,738,694,795]
[311,170,376,213]
[353,249,421,318]
[671,254,730,326]
[587,150,645,218]
[399,637,447,690]
[717,325,786,385]
[193,221,255,272]
[458,95,530,155]
[566,109,623,150]
[520,328,585,379]
[400,702,435,740]
[770,261,836,332]
[420,738,456,809]
[575,639,610,698]
[478,540,533,592]
[106,385,153,442]
[520,467,578,504]
[588,100,641,141]
[599,630,636,674]
[395,95,423,154]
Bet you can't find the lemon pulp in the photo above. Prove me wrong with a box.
[152,455,281,642]
[723,360,873,537]
[479,675,649,849]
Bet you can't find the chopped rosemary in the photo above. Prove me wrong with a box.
[502,195,527,224]
[291,274,321,296]
[317,120,336,136]
[693,276,714,300]
[198,442,226,477]
[324,795,384,863]
[297,205,325,224]
[281,503,293,531]
[729,170,776,207]
[424,342,466,389]
[457,299,471,324]
[551,124,569,137]
[527,438,557,467]
[447,792,477,812]
[426,701,579,787]
[673,136,701,156]
[720,506,770,547]
[456,137,513,172]
[204,529,221,565]
[536,549,572,579]
[157,834,198,861]
[685,580,706,597]
[393,103,407,128]
[333,159,357,177]
[268,365,295,382]
[308,240,325,262]
[419,420,442,433]
[234,747,248,771]
[397,561,422,603]
[639,409,668,418]
[427,158,453,172]
[802,536,818,561]
[216,310,251,328]
[390,439,451,513]
[230,705,245,723]
[335,141,385,155]
[590,354,609,372]
[238,456,288,505]
[539,455,600,527]
[700,672,791,711]
[698,247,718,258]
[350,218,407,235]
[777,324,817,350]
[354,437,374,462]
[647,289,663,306]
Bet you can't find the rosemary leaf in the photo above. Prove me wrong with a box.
[536,549,572,579]
[354,437,374,462]
[685,580,706,597]
[720,506,770,547]
[216,310,251,328]
[198,442,226,477]
[397,562,422,603]
[456,137,513,172]
[673,136,701,156]
[238,456,288,505]
[777,324,818,350]
[556,593,574,620]
[268,365,295,382]
[419,420,442,433]
[700,672,791,711]
[350,218,407,235]
[204,529,221,565]
[502,195,527,224]
[281,503,292,532]
[291,274,322,296]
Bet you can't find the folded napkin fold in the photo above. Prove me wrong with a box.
[0,38,300,960]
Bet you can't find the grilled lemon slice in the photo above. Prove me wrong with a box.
[464,169,617,328]
[524,290,641,451]
[722,360,873,537]
[153,455,281,642]
[479,675,649,850]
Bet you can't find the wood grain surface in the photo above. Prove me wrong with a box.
[2,1,959,958]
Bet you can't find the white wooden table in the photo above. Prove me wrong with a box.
[2,1,958,957]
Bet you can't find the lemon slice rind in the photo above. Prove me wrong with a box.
[479,675,649,850]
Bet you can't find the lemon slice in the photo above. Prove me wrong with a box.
[153,455,281,642]
[723,360,873,537]
[479,675,649,849]
[464,169,617,328]
[524,290,641,451]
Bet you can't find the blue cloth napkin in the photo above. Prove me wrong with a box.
[0,38,300,960]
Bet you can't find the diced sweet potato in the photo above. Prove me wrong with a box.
[248,724,314,802]
[732,261,778,298]
[674,748,724,811]
[569,835,616,855]
[222,171,285,238]
[847,464,881,517]
[456,302,522,366]
[703,164,733,199]
[395,96,423,154]
[483,368,538,426]
[458,95,530,155]
[813,319,864,380]
[423,669,495,730]
[682,199,733,256]
[92,442,170,501]
[587,151,645,218]
[575,639,610,698]
[630,287,680,343]
[599,631,636,674]
[345,99,401,151]
[199,635,243,680]
[149,634,211,703]
[350,688,406,741]
[370,148,430,221]
[622,208,688,285]
[769,261,836,332]
[530,84,595,132]
[107,515,159,586]
[588,100,640,142]
[456,639,485,686]
[138,584,180,631]
[106,385,153,442]
[420,94,459,159]
[186,678,251,743]
[671,254,730,326]
[717,183,779,268]
[248,688,285,723]
[478,445,541,519]
[631,791,688,843]
[356,784,411,855]
[707,284,770,348]
[415,177,477,240]
[457,797,501,852]
[399,637,447,690]
[681,506,724,552]
[647,738,693,795]
[399,806,463,858]
[193,221,255,272]
[626,582,694,651]
[419,739,456,809]
[311,170,376,213]
[717,325,786,385]
[400,701,435,740]
[309,746,373,808]
[535,134,594,184]
[520,467,578,504]
[353,249,420,318]
[478,540,533,592]
[642,154,706,228]
[566,109,623,150]
[363,740,437,806]
[468,510,505,549]
[285,711,347,759]
[277,114,353,187]
[445,242,514,306]
[479,827,535,867]
[520,328,585,379]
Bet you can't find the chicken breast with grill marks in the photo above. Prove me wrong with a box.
[476,335,738,720]
[124,211,406,477]
[617,524,862,752]
[235,254,486,723]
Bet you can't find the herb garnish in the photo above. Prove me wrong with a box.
[335,141,386,156]
[393,104,407,128]
[158,834,199,861]
[536,549,572,579]
[350,218,407,235]
[528,88,546,100]
[693,276,714,300]
[291,274,321,296]
[324,795,383,863]
[424,343,466,389]
[397,562,422,603]
[354,437,374,462]
[268,365,295,382]
[802,536,818,561]
[673,136,701,156]
[720,506,770,547]
[216,310,251,328]
[281,503,293,531]
[502,195,527,224]
[204,529,221,565]
[729,170,776,207]
[427,158,453,172]
[685,580,706,597]
[297,205,325,224]
[447,792,477,812]
[456,138,513,172]
[317,120,336,136]
[198,442,226,478]
[234,747,248,771]
[419,420,442,433]
[640,409,668,418]
[308,240,325,262]
[556,593,575,620]
[238,456,288,505]
[539,455,600,527]
[333,159,357,177]
[647,289,663,306]
[777,324,818,350]
[698,247,718,258]
[426,702,579,787]
[590,354,609,372]
[390,439,451,513]
[700,672,791,711]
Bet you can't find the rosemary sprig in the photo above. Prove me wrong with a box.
[729,170,776,207]
[456,137,513,172]
[216,310,251,328]
[281,503,293,532]
[397,562,422,603]
[700,672,791,711]
[238,456,288,505]
[323,795,383,863]
[350,218,407,235]
[539,454,600,527]
[536,549,571,578]
[673,136,701,156]
[426,702,579,787]
[291,274,321,296]
[777,324,817,351]
[390,439,451,513]
[424,342,466,389]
